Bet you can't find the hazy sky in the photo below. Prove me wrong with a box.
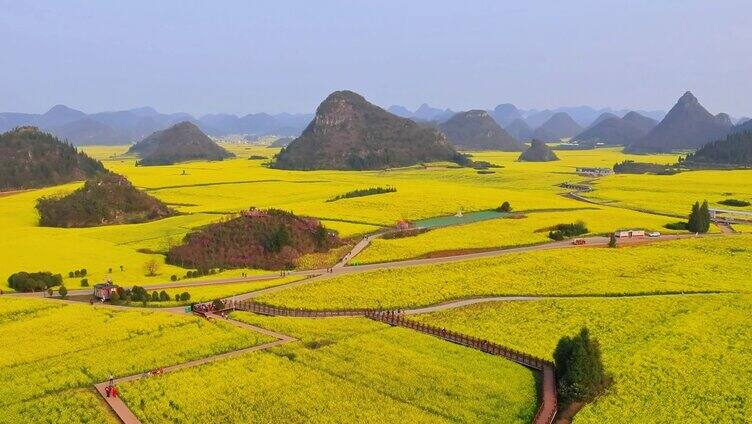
[1,0,750,116]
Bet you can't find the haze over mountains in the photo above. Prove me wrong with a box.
[0,105,313,146]
[438,110,523,151]
[2,92,749,156]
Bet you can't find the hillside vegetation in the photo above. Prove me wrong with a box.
[36,173,176,227]
[167,209,342,270]
[683,131,752,167]
[272,91,464,170]
[0,127,106,191]
[129,122,234,166]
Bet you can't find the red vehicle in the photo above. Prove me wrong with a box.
[571,238,586,245]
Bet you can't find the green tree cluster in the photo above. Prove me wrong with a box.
[7,271,62,292]
[553,327,607,405]
[687,200,711,233]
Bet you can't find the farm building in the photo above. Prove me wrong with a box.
[576,167,614,177]
[93,283,120,300]
[614,229,645,238]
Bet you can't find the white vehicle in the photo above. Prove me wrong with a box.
[648,231,661,237]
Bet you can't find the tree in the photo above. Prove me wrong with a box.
[212,299,225,310]
[687,200,711,233]
[699,200,711,233]
[143,259,160,277]
[554,327,607,405]
[58,286,68,298]
[608,233,617,248]
[47,287,54,297]
[151,291,159,301]
[180,292,191,301]
[159,290,169,301]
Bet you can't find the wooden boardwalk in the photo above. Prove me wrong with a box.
[93,314,295,424]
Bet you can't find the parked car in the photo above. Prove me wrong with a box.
[648,231,661,237]
[572,238,586,245]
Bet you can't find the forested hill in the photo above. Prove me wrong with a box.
[129,121,234,166]
[0,127,106,191]
[683,131,752,167]
[271,90,464,170]
[36,173,177,227]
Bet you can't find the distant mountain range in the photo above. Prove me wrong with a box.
[572,112,658,146]
[0,105,313,146]
[532,112,583,141]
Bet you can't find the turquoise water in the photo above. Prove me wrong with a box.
[413,210,510,229]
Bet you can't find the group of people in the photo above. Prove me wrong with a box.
[192,303,217,314]
[105,376,118,398]
[145,367,165,378]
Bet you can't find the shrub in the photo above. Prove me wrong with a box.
[81,278,89,287]
[665,222,688,230]
[549,221,588,240]
[80,269,87,277]
[74,270,81,278]
[719,198,750,207]
[131,286,148,302]
[143,259,160,277]
[171,274,178,282]
[58,286,68,298]
[109,291,121,303]
[180,292,191,301]
[554,327,607,406]
[212,299,225,310]
[151,291,159,301]
[68,271,75,278]
[159,290,169,301]
[496,201,512,213]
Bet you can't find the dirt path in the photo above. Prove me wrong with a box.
[715,222,736,234]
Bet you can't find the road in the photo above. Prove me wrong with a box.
[9,233,707,300]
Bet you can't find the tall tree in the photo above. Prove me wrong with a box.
[554,327,607,405]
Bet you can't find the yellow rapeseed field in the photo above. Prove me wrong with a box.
[258,235,752,309]
[0,296,271,423]
[119,313,537,423]
[354,206,689,264]
[414,294,752,423]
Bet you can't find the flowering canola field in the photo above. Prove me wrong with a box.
[354,206,688,264]
[258,236,752,309]
[119,313,537,423]
[0,296,271,423]
[414,294,752,423]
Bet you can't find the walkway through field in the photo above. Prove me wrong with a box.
[94,313,296,424]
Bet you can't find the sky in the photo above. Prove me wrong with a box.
[1,0,750,117]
